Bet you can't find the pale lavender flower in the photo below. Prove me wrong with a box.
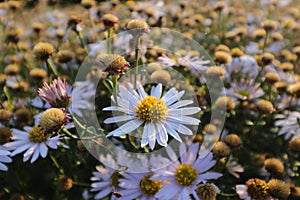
[4,126,68,163]
[38,77,71,108]
[158,53,210,76]
[103,82,201,150]
[117,155,166,200]
[275,111,300,140]
[227,78,264,101]
[152,143,222,200]
[226,55,259,79]
[90,152,134,200]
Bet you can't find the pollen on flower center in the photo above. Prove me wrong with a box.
[139,174,162,196]
[238,90,250,97]
[175,164,198,186]
[29,126,48,143]
[135,96,168,122]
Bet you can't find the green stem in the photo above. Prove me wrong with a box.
[112,75,119,106]
[61,126,78,139]
[255,65,265,83]
[107,28,113,54]
[262,31,269,53]
[77,31,89,54]
[46,58,59,77]
[134,36,141,89]
[49,153,64,174]
[246,114,263,140]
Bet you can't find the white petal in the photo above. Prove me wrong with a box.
[31,147,40,163]
[167,115,200,125]
[165,91,185,106]
[148,123,157,150]
[156,123,168,147]
[164,122,182,142]
[141,123,149,148]
[0,163,8,171]
[168,107,201,115]
[104,115,135,124]
[168,100,193,109]
[151,84,162,98]
[39,143,48,158]
[137,82,147,98]
[106,119,142,137]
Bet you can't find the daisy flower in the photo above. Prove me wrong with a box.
[152,143,222,200]
[118,172,162,200]
[275,111,300,140]
[158,53,210,76]
[90,152,134,200]
[38,77,71,108]
[4,126,68,163]
[227,78,264,101]
[103,82,201,149]
[0,147,12,171]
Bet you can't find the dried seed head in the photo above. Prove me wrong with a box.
[33,42,55,60]
[268,179,290,199]
[264,158,285,175]
[212,141,231,157]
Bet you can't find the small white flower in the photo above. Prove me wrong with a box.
[4,126,68,163]
[103,82,201,149]
[275,111,300,140]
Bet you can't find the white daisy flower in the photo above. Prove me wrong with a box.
[103,82,201,149]
[275,111,300,140]
[4,126,68,163]
[90,152,134,200]
[152,143,222,200]
[0,147,12,171]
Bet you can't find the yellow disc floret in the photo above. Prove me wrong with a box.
[29,126,48,143]
[175,164,198,186]
[139,174,162,196]
[135,96,168,123]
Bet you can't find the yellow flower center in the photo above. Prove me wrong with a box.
[139,174,162,196]
[29,126,48,143]
[135,96,168,122]
[175,164,198,186]
[238,90,250,97]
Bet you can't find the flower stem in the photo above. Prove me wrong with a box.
[262,31,269,53]
[49,153,64,174]
[255,65,265,83]
[77,31,89,54]
[134,36,141,89]
[107,28,113,54]
[46,58,59,77]
[61,126,78,139]
[112,75,119,106]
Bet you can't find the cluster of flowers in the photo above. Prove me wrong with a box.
[0,0,300,199]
